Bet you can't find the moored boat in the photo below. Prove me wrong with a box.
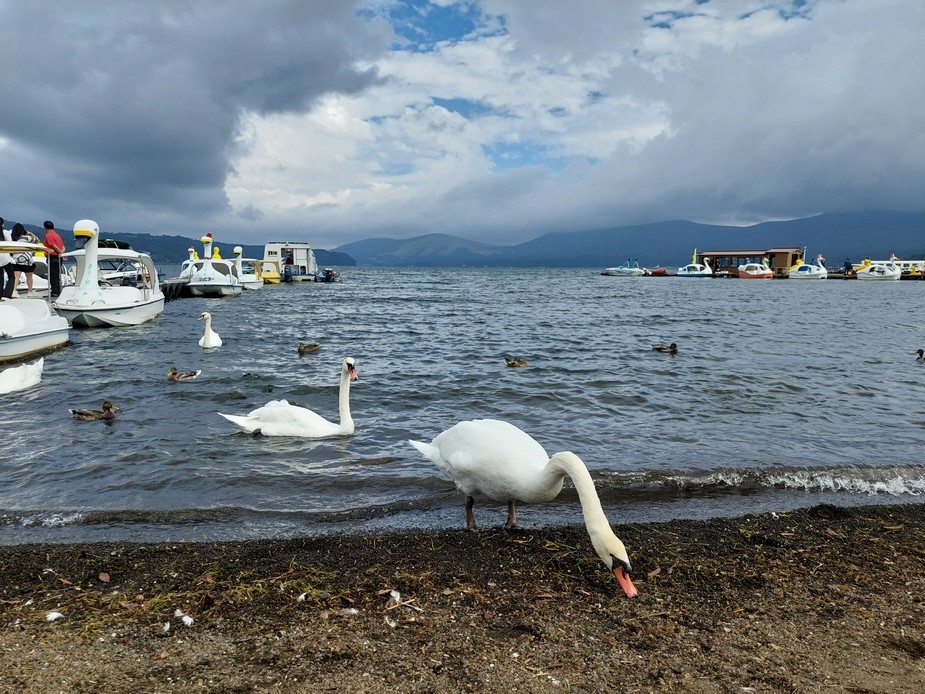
[855,255,901,281]
[53,220,165,328]
[602,258,645,277]
[737,261,773,279]
[0,241,70,362]
[187,234,243,297]
[233,246,265,290]
[789,254,828,280]
[677,249,713,278]
[264,242,319,282]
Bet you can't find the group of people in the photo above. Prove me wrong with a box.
[0,218,67,300]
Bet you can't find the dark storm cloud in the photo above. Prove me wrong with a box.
[0,0,388,223]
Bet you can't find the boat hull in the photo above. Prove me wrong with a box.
[0,299,70,363]
[54,298,165,327]
[188,283,243,297]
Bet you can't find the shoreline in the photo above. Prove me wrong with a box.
[2,501,924,692]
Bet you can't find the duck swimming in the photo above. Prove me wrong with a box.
[653,343,678,353]
[409,419,637,597]
[168,367,201,381]
[70,400,118,421]
[916,349,924,362]
[298,342,321,355]
[505,357,528,367]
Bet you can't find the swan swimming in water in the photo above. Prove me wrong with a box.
[409,418,638,597]
[218,357,358,437]
[0,357,43,395]
[198,312,222,348]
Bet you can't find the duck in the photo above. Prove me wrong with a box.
[298,342,321,355]
[652,343,678,354]
[916,349,924,362]
[167,367,202,381]
[505,357,529,368]
[218,357,358,437]
[408,418,638,598]
[70,400,118,421]
[198,312,222,348]
[0,357,43,395]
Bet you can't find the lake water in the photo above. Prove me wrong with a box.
[2,268,924,545]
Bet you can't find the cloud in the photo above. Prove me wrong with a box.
[0,0,922,249]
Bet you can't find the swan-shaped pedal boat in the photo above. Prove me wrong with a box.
[218,357,358,437]
[409,418,638,597]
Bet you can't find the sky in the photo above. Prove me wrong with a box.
[0,0,922,249]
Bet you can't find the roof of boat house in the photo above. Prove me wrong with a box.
[700,247,802,256]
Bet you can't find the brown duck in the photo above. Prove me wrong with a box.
[70,400,119,421]
[167,367,201,381]
[505,357,529,368]
[298,342,321,355]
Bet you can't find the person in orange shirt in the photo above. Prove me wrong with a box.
[42,220,66,297]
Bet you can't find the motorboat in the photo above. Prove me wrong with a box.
[315,267,341,283]
[0,239,70,362]
[261,260,281,284]
[187,233,243,297]
[677,250,713,278]
[789,254,828,280]
[264,242,319,282]
[233,246,265,290]
[601,258,645,277]
[737,262,773,279]
[855,255,902,281]
[53,220,165,327]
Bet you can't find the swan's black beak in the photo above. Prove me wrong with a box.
[612,556,638,598]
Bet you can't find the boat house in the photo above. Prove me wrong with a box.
[263,242,319,282]
[697,247,804,278]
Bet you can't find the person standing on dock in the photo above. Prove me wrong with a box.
[42,220,66,297]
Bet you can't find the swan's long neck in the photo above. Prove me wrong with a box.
[337,368,353,430]
[547,452,626,565]
[202,317,213,347]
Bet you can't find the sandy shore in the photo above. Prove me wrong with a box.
[1,502,924,692]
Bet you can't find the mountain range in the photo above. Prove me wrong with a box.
[334,210,925,268]
[10,209,923,269]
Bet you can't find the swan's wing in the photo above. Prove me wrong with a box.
[221,400,340,437]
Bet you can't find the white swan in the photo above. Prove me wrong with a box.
[0,357,43,395]
[198,311,222,348]
[409,419,638,597]
[218,357,358,437]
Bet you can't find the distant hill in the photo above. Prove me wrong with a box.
[7,225,356,270]
[336,210,925,267]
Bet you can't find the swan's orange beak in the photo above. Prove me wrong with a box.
[348,364,358,380]
[614,566,638,598]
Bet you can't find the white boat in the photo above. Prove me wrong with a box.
[53,220,165,327]
[737,262,773,279]
[855,255,902,281]
[677,249,713,278]
[264,242,319,282]
[602,258,645,277]
[0,241,70,362]
[788,254,828,280]
[187,233,243,297]
[233,246,264,290]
